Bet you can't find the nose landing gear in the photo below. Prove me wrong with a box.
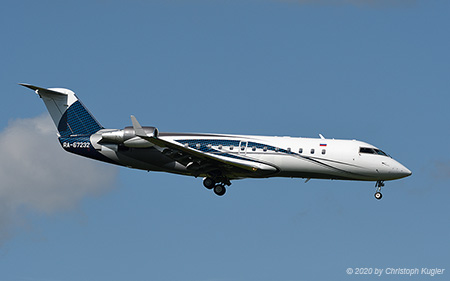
[374,180,384,200]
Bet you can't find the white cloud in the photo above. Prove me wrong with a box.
[0,114,118,244]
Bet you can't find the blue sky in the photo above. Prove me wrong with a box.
[1,1,449,280]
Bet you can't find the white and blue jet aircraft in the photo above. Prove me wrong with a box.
[21,83,411,199]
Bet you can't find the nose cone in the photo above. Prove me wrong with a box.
[399,165,412,178]
[391,161,412,179]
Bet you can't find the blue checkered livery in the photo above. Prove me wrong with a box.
[58,100,103,137]
[175,139,295,165]
[176,139,292,155]
[176,139,254,162]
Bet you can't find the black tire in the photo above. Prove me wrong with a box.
[374,192,382,200]
[203,177,215,189]
[213,184,226,196]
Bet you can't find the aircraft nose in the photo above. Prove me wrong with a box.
[405,167,412,176]
[400,166,412,177]
[393,161,412,179]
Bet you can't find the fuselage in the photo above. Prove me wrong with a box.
[85,130,411,182]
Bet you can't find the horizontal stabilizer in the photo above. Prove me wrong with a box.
[19,83,66,97]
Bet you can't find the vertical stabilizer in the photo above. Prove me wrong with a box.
[20,84,103,137]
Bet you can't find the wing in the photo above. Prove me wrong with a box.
[130,116,278,178]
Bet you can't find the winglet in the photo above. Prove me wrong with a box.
[131,115,147,137]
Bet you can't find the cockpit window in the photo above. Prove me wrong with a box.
[374,149,388,156]
[359,147,389,157]
[359,147,375,154]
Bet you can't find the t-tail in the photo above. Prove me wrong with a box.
[20,83,112,163]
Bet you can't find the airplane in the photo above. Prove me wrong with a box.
[20,83,411,199]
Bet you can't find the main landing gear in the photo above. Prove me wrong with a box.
[203,177,230,196]
[374,180,384,200]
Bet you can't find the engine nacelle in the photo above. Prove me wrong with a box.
[100,126,158,148]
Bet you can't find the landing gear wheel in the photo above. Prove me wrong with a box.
[213,184,226,196]
[374,192,382,200]
[203,177,215,189]
[374,180,385,200]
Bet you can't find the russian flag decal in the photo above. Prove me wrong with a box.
[320,143,327,147]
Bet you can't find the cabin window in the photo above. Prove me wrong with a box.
[252,146,256,151]
[275,147,279,152]
[230,145,234,150]
[241,145,245,151]
[218,144,222,149]
[299,148,303,153]
[311,148,315,154]
[263,146,268,152]
[322,149,326,155]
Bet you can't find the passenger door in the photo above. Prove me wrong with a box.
[239,141,248,155]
